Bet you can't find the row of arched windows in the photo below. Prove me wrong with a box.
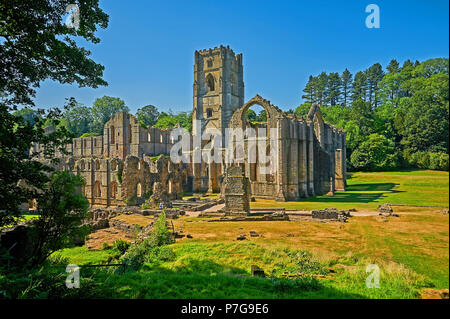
[93,181,119,199]
[78,159,121,171]
[109,124,132,145]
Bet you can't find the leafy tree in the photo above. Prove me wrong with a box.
[350,134,399,171]
[315,72,328,106]
[366,63,384,109]
[294,103,311,117]
[302,75,317,104]
[0,0,108,229]
[12,108,42,125]
[341,69,353,107]
[28,171,89,266]
[349,99,375,136]
[300,57,448,172]
[395,70,449,154]
[136,104,160,128]
[326,72,341,106]
[154,111,192,132]
[246,109,257,122]
[0,108,73,227]
[91,96,129,133]
[0,0,108,107]
[60,98,94,137]
[352,71,367,102]
[386,59,400,74]
[256,109,267,122]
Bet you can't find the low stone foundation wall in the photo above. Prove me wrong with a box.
[109,217,151,237]
[311,208,349,222]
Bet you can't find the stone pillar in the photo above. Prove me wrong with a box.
[192,162,201,192]
[334,148,345,191]
[288,134,299,200]
[307,124,315,196]
[325,127,335,195]
[224,165,250,216]
[275,118,286,201]
[342,132,347,186]
[298,123,308,197]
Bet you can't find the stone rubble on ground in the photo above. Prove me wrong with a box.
[311,208,350,222]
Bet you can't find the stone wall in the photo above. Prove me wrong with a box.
[224,165,250,215]
[32,46,346,207]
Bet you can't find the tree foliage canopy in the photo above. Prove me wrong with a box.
[0,0,109,229]
[297,57,449,171]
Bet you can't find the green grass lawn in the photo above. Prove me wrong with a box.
[0,212,39,230]
[44,170,449,298]
[252,170,449,211]
[51,241,428,298]
[53,246,117,265]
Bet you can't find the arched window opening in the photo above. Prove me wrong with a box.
[95,160,100,170]
[80,160,85,170]
[110,126,115,144]
[111,182,118,199]
[94,181,102,198]
[111,160,117,171]
[136,183,142,197]
[206,73,215,92]
[265,144,275,183]
[246,104,267,126]
[248,144,257,182]
[206,108,213,118]
[207,59,213,68]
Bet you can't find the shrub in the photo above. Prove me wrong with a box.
[405,151,449,171]
[439,153,449,170]
[350,134,399,171]
[120,212,174,270]
[112,240,130,255]
[428,152,441,170]
[286,250,329,275]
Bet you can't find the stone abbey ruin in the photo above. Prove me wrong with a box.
[33,46,347,208]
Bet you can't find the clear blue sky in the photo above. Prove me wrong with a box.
[34,0,449,113]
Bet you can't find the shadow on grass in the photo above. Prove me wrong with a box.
[93,258,365,299]
[305,183,403,204]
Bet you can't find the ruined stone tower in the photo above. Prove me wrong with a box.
[192,45,244,143]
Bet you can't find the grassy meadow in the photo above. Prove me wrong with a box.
[49,170,449,298]
[252,170,449,211]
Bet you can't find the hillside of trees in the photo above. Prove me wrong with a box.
[13,97,193,137]
[295,58,449,171]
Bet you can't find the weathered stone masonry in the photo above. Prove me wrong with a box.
[34,45,346,207]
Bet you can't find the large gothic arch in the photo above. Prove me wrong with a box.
[229,94,285,131]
